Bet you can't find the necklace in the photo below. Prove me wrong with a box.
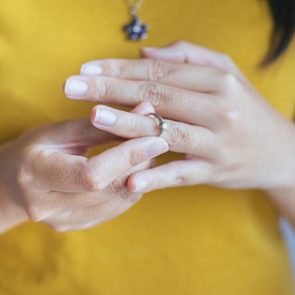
[123,0,148,41]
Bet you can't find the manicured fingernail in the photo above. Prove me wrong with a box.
[93,108,117,126]
[81,64,103,76]
[145,138,169,158]
[65,78,88,99]
[133,178,147,192]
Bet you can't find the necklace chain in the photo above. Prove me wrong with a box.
[124,0,145,16]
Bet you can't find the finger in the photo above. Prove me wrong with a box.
[31,118,117,147]
[131,101,155,115]
[87,136,168,190]
[44,193,139,232]
[32,137,168,193]
[36,182,138,224]
[140,41,243,77]
[141,43,250,87]
[127,159,212,193]
[64,75,217,127]
[25,189,112,222]
[90,104,217,157]
[91,104,157,138]
[80,58,223,93]
[27,160,151,222]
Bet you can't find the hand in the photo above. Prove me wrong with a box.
[0,103,168,232]
[64,41,295,196]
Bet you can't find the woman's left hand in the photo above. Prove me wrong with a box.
[64,41,295,194]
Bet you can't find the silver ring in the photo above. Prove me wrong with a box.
[146,112,168,136]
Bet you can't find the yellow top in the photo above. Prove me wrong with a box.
[0,0,294,294]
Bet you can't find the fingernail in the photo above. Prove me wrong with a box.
[81,64,103,76]
[133,178,147,192]
[145,138,169,158]
[93,108,117,126]
[65,78,88,99]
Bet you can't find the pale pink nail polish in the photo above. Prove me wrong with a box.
[94,108,117,126]
[65,78,88,99]
[81,64,103,76]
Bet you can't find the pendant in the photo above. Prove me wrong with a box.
[123,16,148,41]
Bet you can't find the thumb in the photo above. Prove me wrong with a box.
[33,118,117,148]
[44,102,154,147]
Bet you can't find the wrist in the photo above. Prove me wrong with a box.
[0,142,28,233]
[0,186,28,234]
[263,121,295,191]
[262,122,295,225]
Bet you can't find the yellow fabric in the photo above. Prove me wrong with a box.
[0,0,294,294]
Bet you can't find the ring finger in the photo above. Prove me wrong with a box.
[91,104,217,159]
[64,75,218,128]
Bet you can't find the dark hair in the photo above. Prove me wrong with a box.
[264,0,295,64]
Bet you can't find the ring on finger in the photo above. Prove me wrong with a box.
[146,112,168,137]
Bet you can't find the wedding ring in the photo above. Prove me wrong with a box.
[146,112,168,136]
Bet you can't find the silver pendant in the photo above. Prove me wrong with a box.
[123,16,148,41]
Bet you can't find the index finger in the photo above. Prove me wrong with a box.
[79,58,222,93]
[33,137,168,193]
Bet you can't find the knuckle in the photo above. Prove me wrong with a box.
[167,123,193,147]
[26,206,44,222]
[138,83,172,106]
[110,177,127,194]
[166,162,194,186]
[177,168,211,186]
[215,102,239,125]
[108,59,121,76]
[79,162,104,192]
[16,165,31,188]
[128,149,146,166]
[220,72,239,91]
[175,175,194,186]
[94,77,113,101]
[148,59,169,81]
[126,117,140,135]
[34,148,50,165]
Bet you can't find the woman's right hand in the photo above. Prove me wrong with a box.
[0,103,168,233]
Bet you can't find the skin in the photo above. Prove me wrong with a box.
[64,41,295,227]
[0,103,169,233]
